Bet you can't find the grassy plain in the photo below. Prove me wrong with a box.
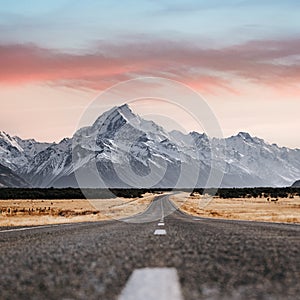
[0,193,155,226]
[171,192,300,224]
[1,191,299,227]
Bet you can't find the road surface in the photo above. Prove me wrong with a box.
[0,195,299,299]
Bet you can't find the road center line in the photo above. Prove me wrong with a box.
[154,229,166,235]
[118,268,183,300]
[160,199,164,220]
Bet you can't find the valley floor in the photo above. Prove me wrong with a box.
[171,193,300,224]
[0,193,155,227]
[0,192,299,227]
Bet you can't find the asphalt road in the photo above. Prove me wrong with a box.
[0,195,299,299]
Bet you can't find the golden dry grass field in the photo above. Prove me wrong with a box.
[1,192,300,227]
[0,193,155,226]
[171,192,300,224]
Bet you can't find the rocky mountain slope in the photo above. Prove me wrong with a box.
[0,163,29,187]
[0,131,51,171]
[1,105,300,188]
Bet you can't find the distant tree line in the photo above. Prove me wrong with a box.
[191,187,300,199]
[0,187,299,200]
[0,188,172,200]
[0,188,90,200]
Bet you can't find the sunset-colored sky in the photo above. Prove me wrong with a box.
[0,0,299,148]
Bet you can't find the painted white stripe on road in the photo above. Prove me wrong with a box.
[118,268,183,300]
[154,229,166,235]
[158,223,165,226]
[160,199,164,220]
[0,225,52,233]
[0,223,74,233]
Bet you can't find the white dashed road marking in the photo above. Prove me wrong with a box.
[118,268,183,300]
[160,199,164,220]
[154,229,166,235]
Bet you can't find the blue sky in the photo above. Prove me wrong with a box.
[1,0,299,50]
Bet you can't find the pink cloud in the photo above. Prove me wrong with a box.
[0,44,139,87]
[0,38,300,94]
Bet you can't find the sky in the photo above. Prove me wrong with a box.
[0,0,300,148]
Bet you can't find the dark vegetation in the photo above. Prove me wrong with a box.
[0,187,299,200]
[191,187,300,199]
[0,188,173,200]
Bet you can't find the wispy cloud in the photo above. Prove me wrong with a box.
[0,37,300,94]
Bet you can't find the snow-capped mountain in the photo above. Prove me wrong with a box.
[1,104,300,188]
[223,132,300,186]
[21,138,72,187]
[0,163,29,188]
[0,131,51,171]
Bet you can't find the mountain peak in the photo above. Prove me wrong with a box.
[118,103,129,110]
[237,132,253,140]
[89,103,139,138]
[93,103,135,123]
[190,131,208,139]
[115,103,136,121]
[0,131,24,152]
[0,131,11,140]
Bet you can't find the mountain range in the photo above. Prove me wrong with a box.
[1,104,300,188]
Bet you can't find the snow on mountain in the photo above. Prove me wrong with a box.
[67,104,184,188]
[224,132,300,186]
[1,105,300,188]
[21,138,73,187]
[0,163,29,188]
[0,131,51,171]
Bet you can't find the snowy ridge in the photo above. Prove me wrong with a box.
[1,105,300,188]
[0,131,51,172]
